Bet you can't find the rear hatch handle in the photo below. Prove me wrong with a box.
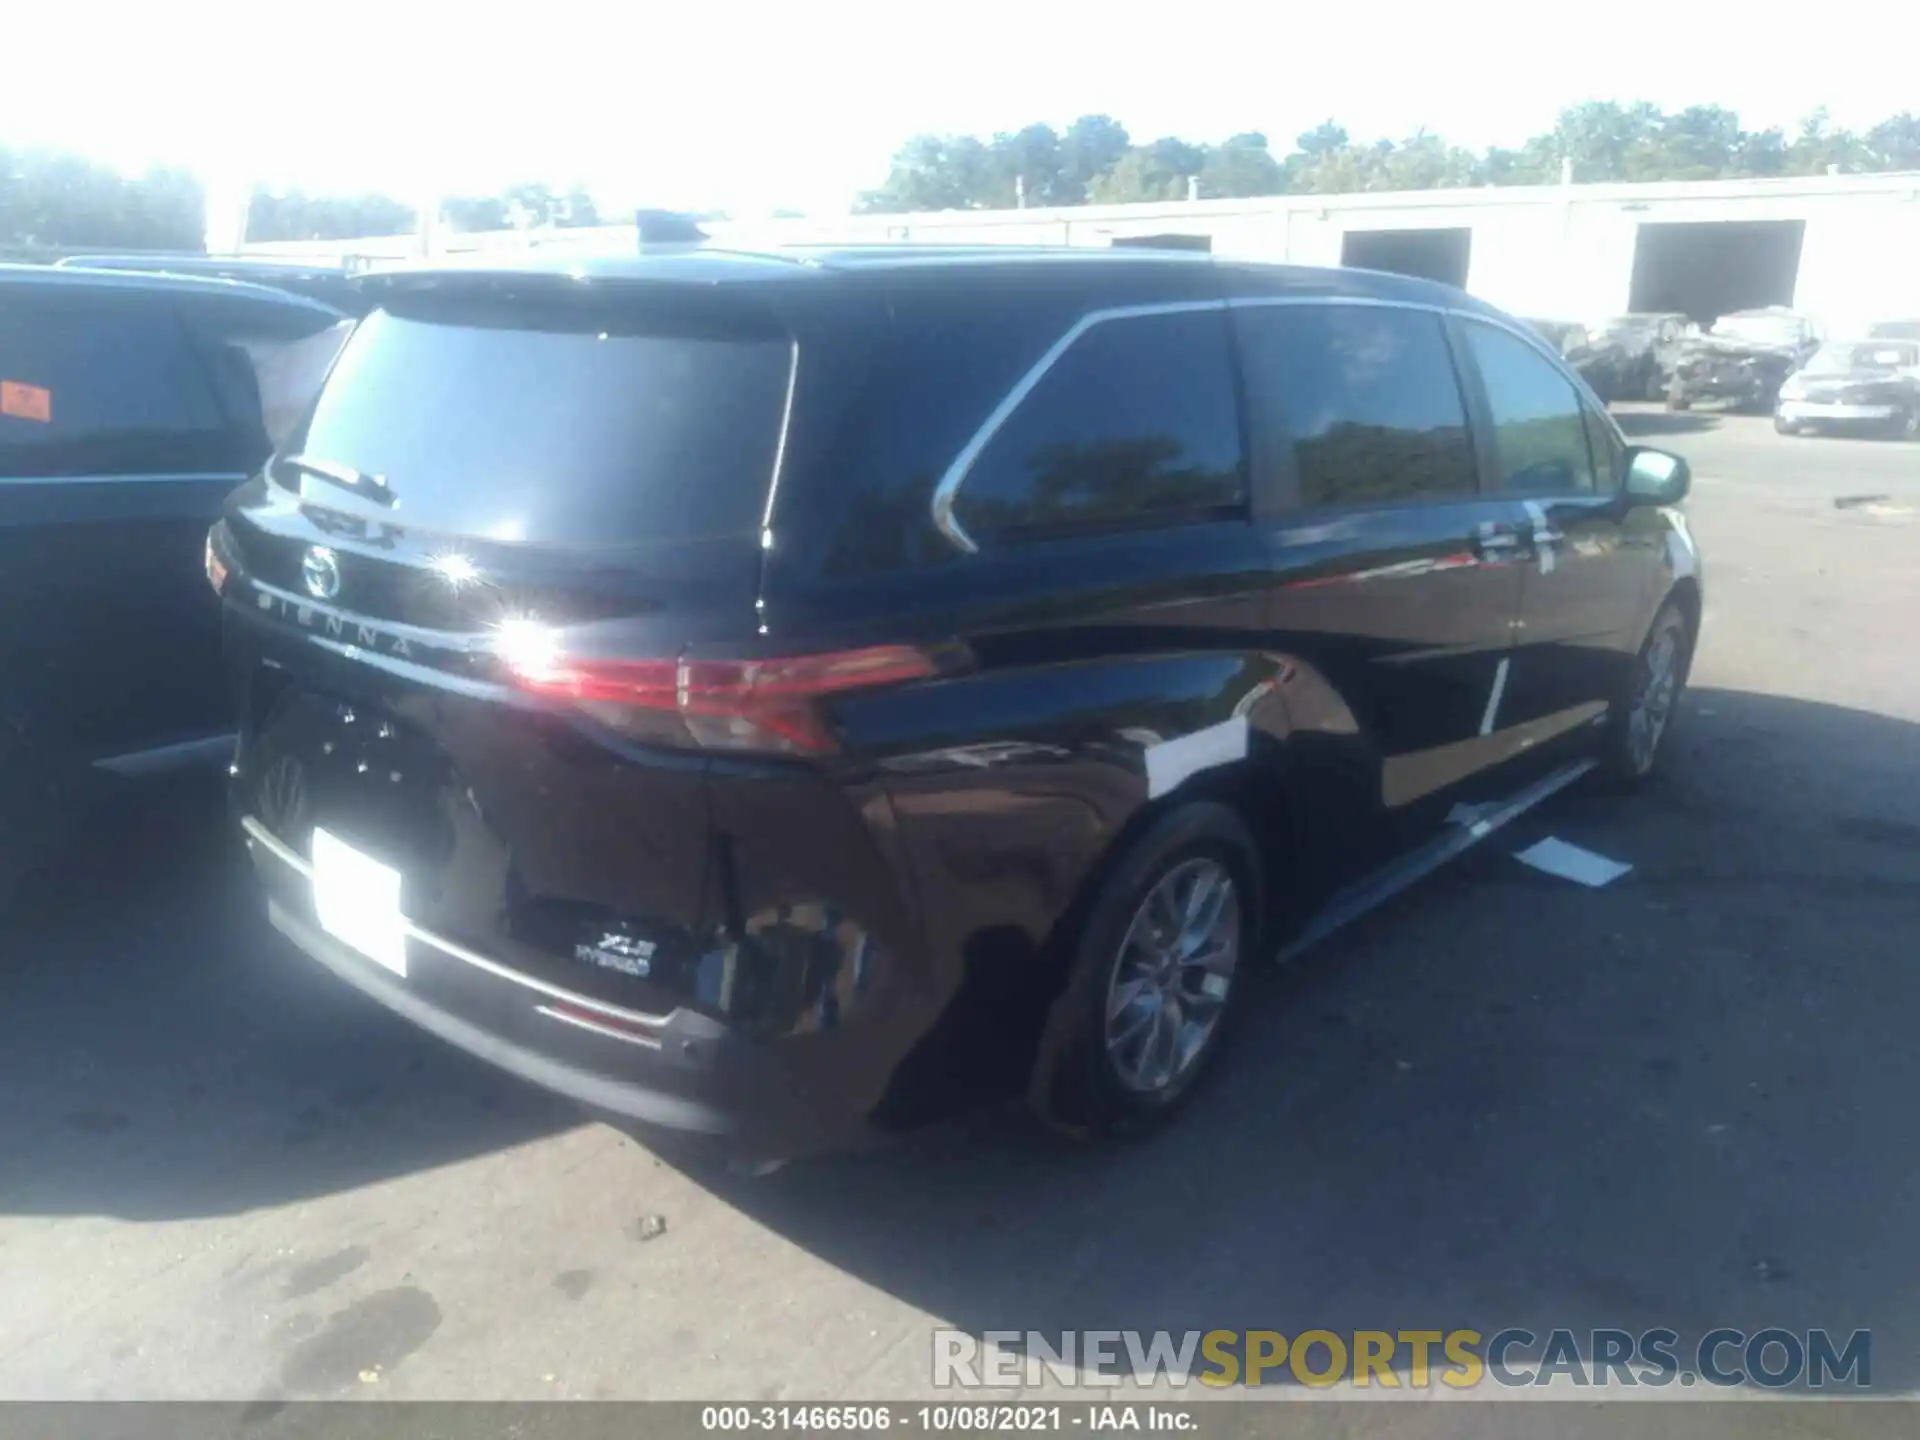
[281,452,398,507]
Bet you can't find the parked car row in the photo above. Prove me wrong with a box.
[1525,304,1919,440]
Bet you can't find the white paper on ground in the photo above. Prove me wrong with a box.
[1513,836,1632,887]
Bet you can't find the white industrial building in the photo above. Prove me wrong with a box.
[243,170,1920,332]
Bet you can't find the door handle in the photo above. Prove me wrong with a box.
[1474,529,1523,558]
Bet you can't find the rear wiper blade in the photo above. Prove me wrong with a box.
[280,453,397,507]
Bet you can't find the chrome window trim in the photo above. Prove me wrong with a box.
[757,337,802,551]
[929,293,1565,554]
[0,471,247,487]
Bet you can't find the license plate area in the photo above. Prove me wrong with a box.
[311,826,408,977]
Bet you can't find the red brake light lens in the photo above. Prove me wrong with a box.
[506,644,940,754]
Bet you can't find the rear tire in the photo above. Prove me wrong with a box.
[1599,599,1693,788]
[1895,406,1920,442]
[1029,801,1261,1140]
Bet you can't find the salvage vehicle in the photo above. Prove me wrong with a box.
[1666,307,1820,412]
[1580,313,1690,402]
[0,264,346,904]
[1522,314,1687,403]
[1774,338,1920,438]
[215,249,1701,1157]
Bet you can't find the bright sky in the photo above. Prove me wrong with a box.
[6,0,1911,218]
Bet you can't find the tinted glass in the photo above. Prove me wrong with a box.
[182,295,350,461]
[952,308,1243,544]
[286,305,792,545]
[1581,404,1624,490]
[1463,320,1598,495]
[1235,302,1477,507]
[0,291,228,479]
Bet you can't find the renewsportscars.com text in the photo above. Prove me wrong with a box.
[933,1328,1871,1390]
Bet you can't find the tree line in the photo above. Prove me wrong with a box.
[0,149,606,252]
[7,101,1920,253]
[1,148,207,254]
[854,103,1920,212]
[247,181,605,243]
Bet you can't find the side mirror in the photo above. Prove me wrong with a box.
[1624,447,1690,506]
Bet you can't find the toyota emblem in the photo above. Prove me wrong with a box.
[302,546,342,601]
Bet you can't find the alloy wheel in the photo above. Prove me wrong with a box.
[1103,858,1241,1093]
[1626,624,1682,775]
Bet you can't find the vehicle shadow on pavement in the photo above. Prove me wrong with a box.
[0,783,575,1221]
[691,686,1920,1392]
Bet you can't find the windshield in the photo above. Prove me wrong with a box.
[1712,313,1803,345]
[1803,342,1919,374]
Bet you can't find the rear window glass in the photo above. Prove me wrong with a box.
[284,305,793,545]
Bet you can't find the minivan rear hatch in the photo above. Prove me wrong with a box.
[224,273,801,1017]
[227,272,795,640]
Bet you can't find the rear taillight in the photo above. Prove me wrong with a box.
[505,642,940,754]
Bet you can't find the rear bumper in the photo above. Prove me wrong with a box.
[242,815,877,1159]
[1777,401,1899,422]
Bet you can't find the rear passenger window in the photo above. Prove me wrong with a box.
[1581,404,1624,490]
[951,308,1244,545]
[1461,320,1598,495]
[1233,303,1477,507]
[0,292,230,479]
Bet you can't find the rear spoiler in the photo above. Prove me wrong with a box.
[635,210,709,247]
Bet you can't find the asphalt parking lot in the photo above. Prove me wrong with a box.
[3,407,1918,1409]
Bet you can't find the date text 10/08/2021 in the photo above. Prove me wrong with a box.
[702,1407,1191,1431]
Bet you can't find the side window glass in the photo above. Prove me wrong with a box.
[1581,405,1624,490]
[952,308,1244,545]
[1233,302,1478,507]
[0,293,229,479]
[1463,320,1599,495]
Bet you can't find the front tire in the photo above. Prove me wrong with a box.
[1774,414,1800,436]
[1030,801,1261,1139]
[1895,406,1920,442]
[1665,380,1692,412]
[1600,599,1693,787]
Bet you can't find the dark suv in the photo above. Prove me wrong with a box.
[216,249,1701,1157]
[1,264,346,901]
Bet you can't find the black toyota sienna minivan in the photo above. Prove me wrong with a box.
[214,247,1701,1158]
